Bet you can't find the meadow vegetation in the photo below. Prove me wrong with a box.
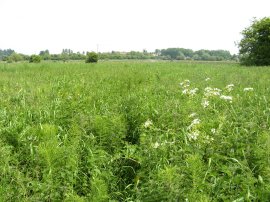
[0,61,269,201]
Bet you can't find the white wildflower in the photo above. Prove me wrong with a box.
[189,88,199,96]
[179,79,190,88]
[182,89,189,94]
[212,88,222,96]
[204,87,212,91]
[211,128,216,134]
[244,87,254,92]
[163,140,175,145]
[188,118,200,130]
[220,95,233,103]
[182,88,199,96]
[204,87,222,97]
[187,131,200,141]
[205,77,210,81]
[152,142,160,149]
[225,84,234,92]
[191,118,200,125]
[201,98,209,108]
[204,135,214,143]
[144,119,153,128]
[226,84,234,87]
[189,113,197,118]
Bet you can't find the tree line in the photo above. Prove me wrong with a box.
[0,48,238,63]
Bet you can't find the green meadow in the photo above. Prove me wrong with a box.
[0,61,269,201]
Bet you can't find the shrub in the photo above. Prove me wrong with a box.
[29,55,41,63]
[85,52,98,63]
[7,53,23,63]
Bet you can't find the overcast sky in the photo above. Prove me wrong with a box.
[0,0,269,54]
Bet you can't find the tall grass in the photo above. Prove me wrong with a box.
[0,61,269,201]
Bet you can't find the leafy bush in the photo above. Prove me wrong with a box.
[29,54,41,63]
[6,52,23,63]
[85,52,98,63]
[238,17,270,66]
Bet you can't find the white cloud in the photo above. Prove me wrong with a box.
[0,0,269,54]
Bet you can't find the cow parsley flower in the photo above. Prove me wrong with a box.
[187,131,200,141]
[191,118,200,125]
[179,80,190,88]
[211,128,216,134]
[220,95,233,103]
[201,98,209,108]
[244,87,254,92]
[204,135,214,143]
[182,89,189,94]
[189,88,199,96]
[225,84,234,92]
[189,113,197,118]
[144,119,153,128]
[204,87,222,97]
[152,142,160,149]
[213,88,222,96]
[187,118,200,130]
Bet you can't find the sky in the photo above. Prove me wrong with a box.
[0,0,269,55]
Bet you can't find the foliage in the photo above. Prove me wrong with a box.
[29,54,42,63]
[238,17,270,66]
[0,49,15,60]
[158,48,233,61]
[6,52,24,63]
[39,50,51,60]
[1,48,236,62]
[0,61,269,200]
[85,52,98,63]
[161,48,182,59]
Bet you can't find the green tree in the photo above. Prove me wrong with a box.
[29,55,42,63]
[85,52,98,63]
[161,48,180,60]
[238,17,270,66]
[176,52,185,60]
[39,50,51,60]
[0,49,15,60]
[7,52,23,62]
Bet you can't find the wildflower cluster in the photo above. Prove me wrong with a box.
[188,112,197,118]
[244,87,254,92]
[152,142,160,149]
[203,135,214,144]
[220,95,233,103]
[179,79,190,88]
[187,118,200,130]
[225,84,234,92]
[204,87,222,97]
[186,115,215,143]
[201,98,210,108]
[201,87,222,108]
[144,119,153,128]
[201,84,234,107]
[187,114,201,141]
[179,80,199,96]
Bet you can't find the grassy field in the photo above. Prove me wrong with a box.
[0,61,269,201]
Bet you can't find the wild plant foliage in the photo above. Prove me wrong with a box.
[239,17,270,66]
[0,61,269,201]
